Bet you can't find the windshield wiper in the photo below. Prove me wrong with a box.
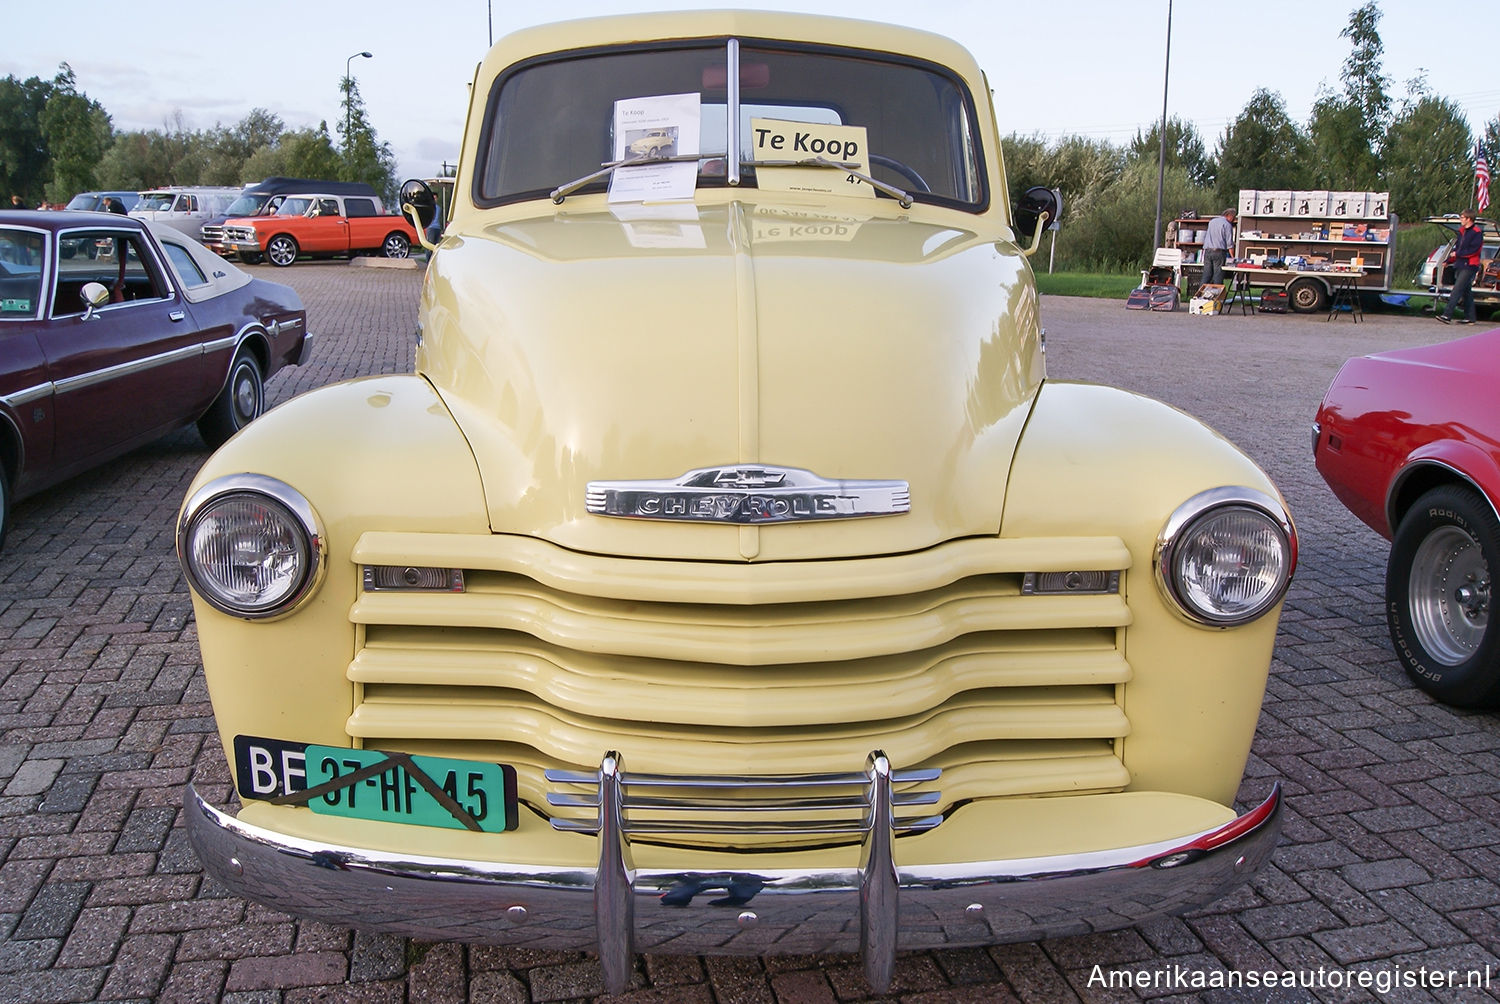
[550,153,916,208]
[550,153,703,204]
[742,157,912,208]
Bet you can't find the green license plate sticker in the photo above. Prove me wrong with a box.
[304,745,516,832]
[0,299,31,312]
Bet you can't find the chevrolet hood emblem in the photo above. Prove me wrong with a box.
[587,465,910,524]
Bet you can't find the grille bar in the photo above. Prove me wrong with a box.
[546,755,942,836]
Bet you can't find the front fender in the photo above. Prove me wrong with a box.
[1389,443,1500,532]
[1002,381,1287,805]
[182,375,491,776]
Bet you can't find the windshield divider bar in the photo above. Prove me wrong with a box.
[727,39,741,187]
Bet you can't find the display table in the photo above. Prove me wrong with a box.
[1223,266,1371,321]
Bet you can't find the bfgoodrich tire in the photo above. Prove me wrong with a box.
[1386,485,1500,707]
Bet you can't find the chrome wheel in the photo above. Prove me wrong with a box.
[383,233,410,259]
[267,236,298,267]
[1408,525,1490,665]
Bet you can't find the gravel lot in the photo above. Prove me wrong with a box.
[2,262,1498,1003]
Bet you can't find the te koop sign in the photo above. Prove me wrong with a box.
[751,118,873,198]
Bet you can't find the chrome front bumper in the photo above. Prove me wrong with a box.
[185,762,1281,994]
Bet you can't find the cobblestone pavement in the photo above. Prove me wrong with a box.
[2,263,1499,1003]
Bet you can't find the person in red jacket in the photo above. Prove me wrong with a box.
[1439,210,1484,324]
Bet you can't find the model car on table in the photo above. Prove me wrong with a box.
[176,11,1296,992]
[0,209,308,545]
[1314,329,1498,708]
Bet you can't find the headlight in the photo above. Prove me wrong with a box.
[1155,486,1296,627]
[177,475,324,619]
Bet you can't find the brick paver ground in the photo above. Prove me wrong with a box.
[2,261,1498,1003]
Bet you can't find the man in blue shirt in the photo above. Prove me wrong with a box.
[1201,208,1236,286]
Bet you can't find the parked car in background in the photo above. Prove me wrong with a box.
[201,178,381,258]
[129,186,242,237]
[178,12,1296,995]
[220,192,417,265]
[63,191,141,214]
[0,209,310,546]
[1314,330,1500,707]
[1418,214,1500,297]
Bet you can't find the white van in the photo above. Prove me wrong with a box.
[129,187,242,238]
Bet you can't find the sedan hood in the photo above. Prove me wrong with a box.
[420,200,1042,561]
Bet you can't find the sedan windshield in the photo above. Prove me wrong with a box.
[477,40,984,210]
[136,194,179,212]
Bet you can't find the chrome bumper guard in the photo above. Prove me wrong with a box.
[185,753,1282,995]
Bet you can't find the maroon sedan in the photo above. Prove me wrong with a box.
[0,210,310,545]
[1314,330,1500,706]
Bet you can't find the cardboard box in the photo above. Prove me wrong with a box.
[1294,190,1330,216]
[1367,192,1390,218]
[1265,190,1293,216]
[1239,190,1260,216]
[1331,191,1368,218]
[1189,297,1221,315]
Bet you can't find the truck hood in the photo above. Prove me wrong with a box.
[420,200,1043,562]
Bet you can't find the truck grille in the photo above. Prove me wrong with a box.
[200,224,224,242]
[344,533,1133,843]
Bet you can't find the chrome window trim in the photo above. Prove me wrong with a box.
[177,473,326,620]
[1154,485,1297,628]
[49,225,179,320]
[0,223,52,323]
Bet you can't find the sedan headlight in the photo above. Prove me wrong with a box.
[1155,486,1296,627]
[177,474,324,619]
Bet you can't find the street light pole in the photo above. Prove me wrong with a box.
[345,51,373,145]
[1152,0,1173,253]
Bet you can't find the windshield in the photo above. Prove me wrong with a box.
[476,40,984,209]
[224,194,269,216]
[136,193,178,212]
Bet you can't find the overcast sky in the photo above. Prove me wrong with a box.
[5,1,1495,186]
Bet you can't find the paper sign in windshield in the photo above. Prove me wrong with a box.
[610,93,701,203]
[751,118,873,199]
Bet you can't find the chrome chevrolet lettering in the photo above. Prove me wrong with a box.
[587,465,910,524]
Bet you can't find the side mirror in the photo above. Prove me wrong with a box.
[401,179,439,252]
[1014,186,1062,237]
[401,179,437,229]
[80,281,110,320]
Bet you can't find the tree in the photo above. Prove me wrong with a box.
[241,125,342,183]
[0,74,53,206]
[337,77,397,203]
[1383,94,1471,219]
[1213,89,1313,204]
[1128,116,1213,188]
[1339,1,1391,147]
[200,109,285,185]
[39,64,112,203]
[1055,160,1214,271]
[1308,1,1390,188]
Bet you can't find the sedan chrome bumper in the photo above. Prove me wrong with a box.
[185,765,1281,994]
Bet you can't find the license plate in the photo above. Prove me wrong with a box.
[233,735,517,833]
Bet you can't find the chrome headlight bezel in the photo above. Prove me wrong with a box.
[177,474,325,620]
[1155,486,1297,628]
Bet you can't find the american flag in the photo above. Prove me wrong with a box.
[1477,144,1492,213]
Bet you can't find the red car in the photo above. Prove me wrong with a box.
[1314,330,1500,706]
[0,210,311,545]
